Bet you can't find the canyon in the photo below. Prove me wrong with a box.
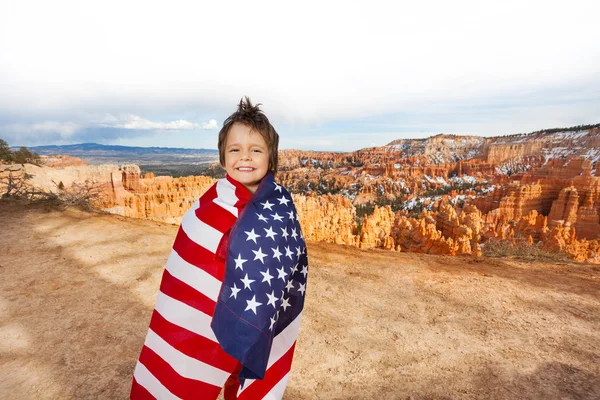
[2,125,599,262]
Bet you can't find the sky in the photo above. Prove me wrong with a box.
[1,0,599,152]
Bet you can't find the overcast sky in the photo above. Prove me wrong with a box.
[1,0,599,151]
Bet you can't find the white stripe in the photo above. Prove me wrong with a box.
[144,329,230,387]
[133,361,182,400]
[214,178,240,217]
[166,249,222,301]
[180,200,223,253]
[154,291,218,342]
[238,313,302,395]
[262,373,290,400]
[267,313,302,369]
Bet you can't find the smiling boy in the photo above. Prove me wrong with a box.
[131,97,308,400]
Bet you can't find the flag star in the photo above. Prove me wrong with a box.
[245,295,263,315]
[240,274,255,290]
[284,246,294,260]
[280,296,291,312]
[291,263,299,274]
[269,316,277,331]
[260,200,274,211]
[277,196,290,206]
[260,268,274,286]
[252,247,267,264]
[271,246,282,261]
[230,283,241,299]
[276,266,287,281]
[281,227,289,241]
[285,280,295,292]
[291,228,299,241]
[297,282,306,296]
[274,182,283,192]
[300,265,308,278]
[295,246,302,257]
[245,229,260,244]
[264,226,278,241]
[287,211,295,220]
[271,212,284,222]
[234,254,247,270]
[266,290,278,308]
[256,213,269,223]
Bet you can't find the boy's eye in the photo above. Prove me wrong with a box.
[252,149,262,153]
[230,149,239,152]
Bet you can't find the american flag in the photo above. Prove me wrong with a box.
[131,173,307,400]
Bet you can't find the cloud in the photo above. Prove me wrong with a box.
[0,114,219,146]
[99,114,218,131]
[0,0,598,148]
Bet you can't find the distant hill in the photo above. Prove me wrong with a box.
[19,143,220,177]
[25,143,217,157]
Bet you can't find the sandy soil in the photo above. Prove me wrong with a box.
[1,201,599,400]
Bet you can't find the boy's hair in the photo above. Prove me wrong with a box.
[218,96,279,175]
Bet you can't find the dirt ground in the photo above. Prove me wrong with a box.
[1,202,599,400]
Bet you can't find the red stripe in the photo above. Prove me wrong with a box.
[238,342,296,400]
[130,376,155,400]
[196,201,238,234]
[149,310,239,373]
[138,345,222,399]
[172,227,224,280]
[159,269,217,317]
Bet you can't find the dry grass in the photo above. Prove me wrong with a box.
[483,237,573,262]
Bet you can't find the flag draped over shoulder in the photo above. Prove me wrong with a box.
[131,173,308,400]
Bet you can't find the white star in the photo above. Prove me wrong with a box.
[287,211,295,221]
[285,280,295,292]
[300,265,308,278]
[278,196,290,206]
[245,229,260,244]
[240,274,255,290]
[271,246,282,261]
[274,182,283,192]
[266,290,278,308]
[256,213,269,223]
[291,228,298,241]
[280,296,291,312]
[245,295,263,315]
[252,247,267,264]
[264,226,278,241]
[276,266,287,281]
[234,254,247,270]
[260,268,274,286]
[269,316,277,330]
[291,262,299,274]
[296,246,302,257]
[230,283,241,299]
[281,227,289,241]
[297,282,306,296]
[271,212,284,222]
[285,246,294,260]
[260,200,274,211]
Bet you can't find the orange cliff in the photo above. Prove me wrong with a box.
[3,147,599,262]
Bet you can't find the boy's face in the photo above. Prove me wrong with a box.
[224,122,270,194]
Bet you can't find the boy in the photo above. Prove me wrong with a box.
[131,97,308,400]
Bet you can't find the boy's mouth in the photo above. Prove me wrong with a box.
[236,167,255,172]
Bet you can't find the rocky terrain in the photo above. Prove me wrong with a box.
[1,202,599,399]
[2,124,600,262]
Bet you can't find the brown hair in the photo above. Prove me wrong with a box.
[218,96,279,175]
